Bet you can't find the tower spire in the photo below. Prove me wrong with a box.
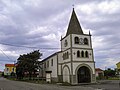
[66,8,83,36]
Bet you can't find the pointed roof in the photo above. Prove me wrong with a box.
[66,8,83,36]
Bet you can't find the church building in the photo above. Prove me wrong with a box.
[40,8,96,84]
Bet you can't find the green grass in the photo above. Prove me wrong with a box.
[107,77,119,80]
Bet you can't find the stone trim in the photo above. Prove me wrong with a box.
[90,35,92,48]
[58,61,95,65]
[75,64,93,83]
[72,47,93,50]
[57,54,58,77]
[70,34,73,84]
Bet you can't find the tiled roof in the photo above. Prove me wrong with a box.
[5,64,15,67]
[95,68,103,71]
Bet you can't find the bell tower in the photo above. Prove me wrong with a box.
[60,8,96,84]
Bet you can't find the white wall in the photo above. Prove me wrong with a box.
[63,66,70,83]
[72,49,94,61]
[43,55,58,78]
[72,34,92,49]
[61,35,71,51]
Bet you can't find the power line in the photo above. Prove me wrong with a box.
[0,42,37,49]
[0,42,61,49]
[0,49,12,60]
[0,48,15,62]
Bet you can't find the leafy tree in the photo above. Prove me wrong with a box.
[16,50,42,80]
[104,68,116,78]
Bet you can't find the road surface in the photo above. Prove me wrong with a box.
[87,80,120,90]
[0,77,119,90]
[0,77,95,90]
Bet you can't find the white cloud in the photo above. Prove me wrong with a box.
[0,0,120,71]
[92,36,104,49]
[0,15,16,26]
[27,26,49,35]
[98,0,120,14]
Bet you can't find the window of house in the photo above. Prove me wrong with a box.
[84,38,88,45]
[51,59,53,66]
[81,51,84,57]
[44,62,46,68]
[12,68,14,72]
[85,51,89,58]
[47,61,49,67]
[7,68,9,71]
[74,37,79,44]
[63,53,65,60]
[77,50,80,57]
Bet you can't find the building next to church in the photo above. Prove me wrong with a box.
[95,68,104,79]
[4,64,16,76]
[40,8,96,84]
[116,62,120,75]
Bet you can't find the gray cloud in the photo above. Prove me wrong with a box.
[0,0,120,71]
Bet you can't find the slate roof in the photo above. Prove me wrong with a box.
[66,8,83,36]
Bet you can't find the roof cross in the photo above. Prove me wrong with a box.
[72,4,74,9]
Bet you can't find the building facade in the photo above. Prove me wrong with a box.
[4,64,16,76]
[40,8,96,84]
[116,62,120,75]
[0,71,3,77]
[95,68,104,79]
[116,62,120,70]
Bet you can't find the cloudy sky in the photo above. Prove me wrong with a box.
[0,0,120,71]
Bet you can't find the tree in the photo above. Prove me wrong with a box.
[16,50,42,80]
[104,68,116,78]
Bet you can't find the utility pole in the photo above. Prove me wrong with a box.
[118,70,120,87]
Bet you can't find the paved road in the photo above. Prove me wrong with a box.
[87,80,120,90]
[0,77,95,90]
[0,77,119,90]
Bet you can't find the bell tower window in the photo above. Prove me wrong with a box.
[75,37,79,44]
[67,52,69,59]
[77,50,80,57]
[81,51,84,57]
[85,51,89,58]
[84,38,88,45]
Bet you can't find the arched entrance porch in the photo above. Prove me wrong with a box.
[77,66,91,83]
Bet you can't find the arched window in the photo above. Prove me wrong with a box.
[84,38,88,45]
[65,53,67,59]
[63,54,65,60]
[77,51,80,57]
[67,52,69,59]
[51,59,53,66]
[74,37,79,44]
[44,62,46,68]
[81,51,84,57]
[85,51,89,58]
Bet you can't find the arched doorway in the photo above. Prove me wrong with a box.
[77,66,91,83]
[63,66,70,83]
